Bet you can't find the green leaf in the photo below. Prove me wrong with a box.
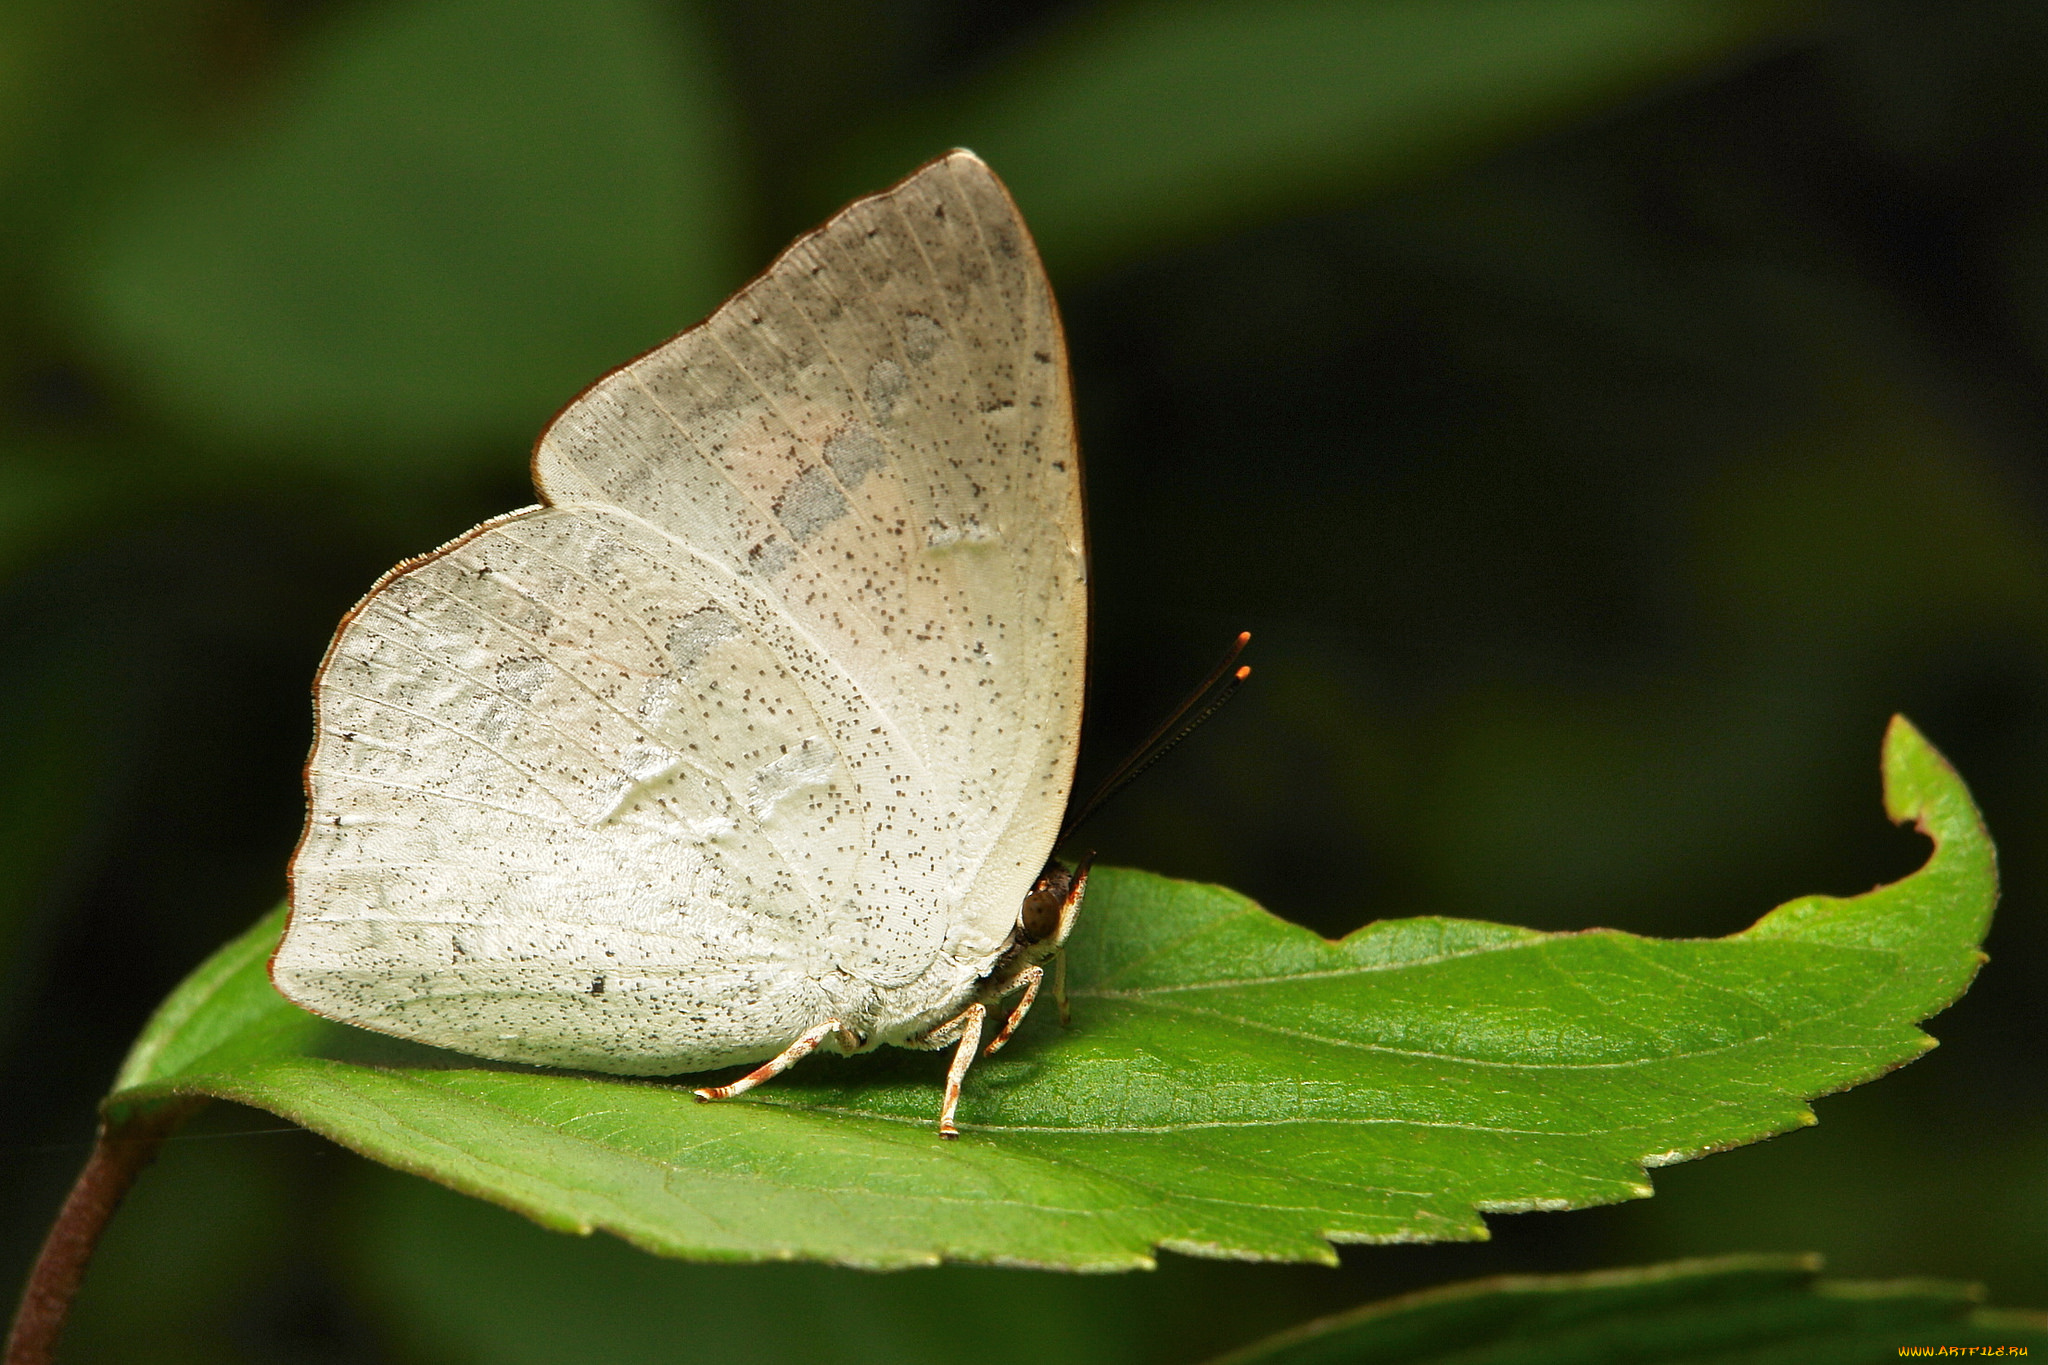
[106,716,1993,1270]
[60,0,740,473]
[817,0,1820,275]
[1207,1254,2048,1364]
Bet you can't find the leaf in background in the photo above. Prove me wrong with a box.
[1206,1254,2047,1364]
[102,716,1992,1270]
[342,1181,2048,1365]
[341,1165,1351,1365]
[816,0,1820,276]
[0,442,132,587]
[0,0,189,279]
[60,0,740,473]
[0,618,139,1032]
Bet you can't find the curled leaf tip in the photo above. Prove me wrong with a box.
[1882,713,1960,830]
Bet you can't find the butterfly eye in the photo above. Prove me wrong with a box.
[1018,870,1070,942]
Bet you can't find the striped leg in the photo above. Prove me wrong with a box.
[983,965,1043,1056]
[1049,857,1089,1027]
[933,1003,986,1139]
[693,1019,840,1102]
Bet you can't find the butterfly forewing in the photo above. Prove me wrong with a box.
[275,152,1086,1074]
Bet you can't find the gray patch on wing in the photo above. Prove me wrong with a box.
[747,537,795,577]
[620,740,681,785]
[774,466,849,544]
[577,529,629,580]
[925,514,993,549]
[823,425,887,489]
[378,575,429,614]
[637,674,679,720]
[494,656,553,704]
[745,738,835,820]
[901,313,944,364]
[667,606,740,672]
[591,740,685,825]
[866,359,907,422]
[474,698,516,744]
[494,594,553,637]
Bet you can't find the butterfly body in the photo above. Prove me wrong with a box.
[271,153,1087,1113]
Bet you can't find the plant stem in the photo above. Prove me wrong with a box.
[6,1100,203,1365]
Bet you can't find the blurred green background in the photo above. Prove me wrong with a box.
[4,0,2045,1360]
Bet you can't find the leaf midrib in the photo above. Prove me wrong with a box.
[1094,979,1896,1073]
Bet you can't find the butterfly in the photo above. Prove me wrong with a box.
[270,151,1090,1138]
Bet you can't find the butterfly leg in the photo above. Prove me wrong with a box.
[924,1003,987,1139]
[693,1018,840,1102]
[983,965,1043,1056]
[1049,855,1090,1027]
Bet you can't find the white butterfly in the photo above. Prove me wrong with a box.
[271,151,1090,1137]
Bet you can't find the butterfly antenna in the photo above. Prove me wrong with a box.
[1060,632,1252,843]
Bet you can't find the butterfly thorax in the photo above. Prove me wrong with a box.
[848,857,1085,1053]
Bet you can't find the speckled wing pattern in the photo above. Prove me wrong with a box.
[271,152,1086,1074]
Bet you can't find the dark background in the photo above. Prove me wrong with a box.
[3,1,2044,1360]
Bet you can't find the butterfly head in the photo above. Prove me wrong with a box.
[1016,853,1092,955]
